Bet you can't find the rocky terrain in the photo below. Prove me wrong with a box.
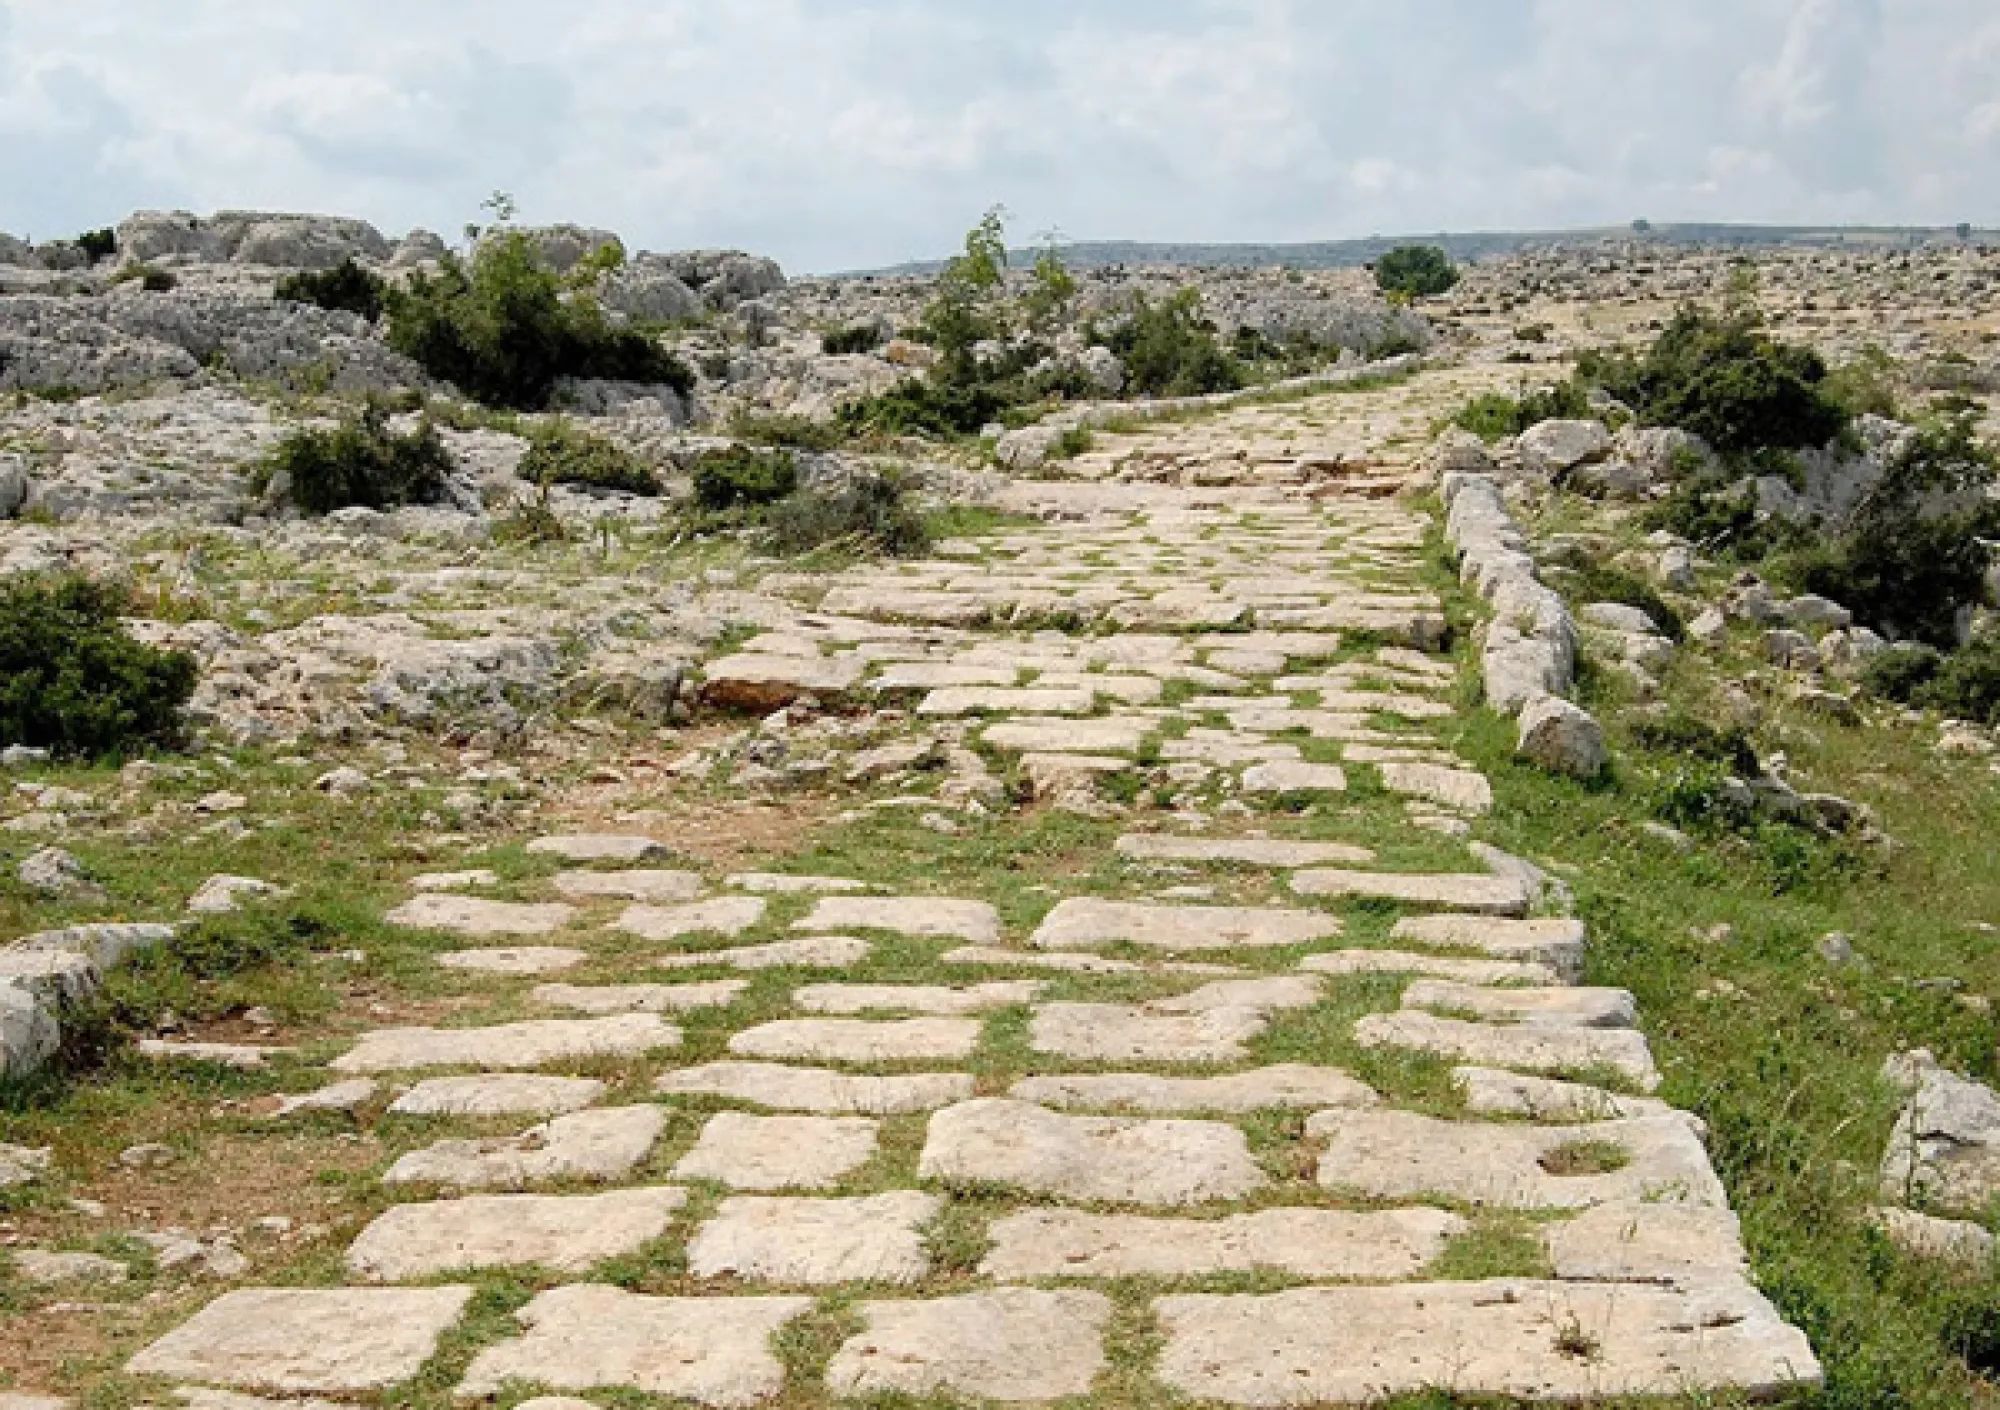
[0,211,1997,1409]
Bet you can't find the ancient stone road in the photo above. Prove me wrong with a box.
[124,402,1821,1405]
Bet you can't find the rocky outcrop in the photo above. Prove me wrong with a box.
[116,210,392,268]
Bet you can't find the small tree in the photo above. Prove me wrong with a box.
[1957,222,1974,241]
[259,402,455,515]
[1023,233,1077,332]
[0,575,197,758]
[1632,218,1654,235]
[1373,245,1459,300]
[920,206,1012,376]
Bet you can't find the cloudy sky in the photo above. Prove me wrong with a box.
[2,0,1995,273]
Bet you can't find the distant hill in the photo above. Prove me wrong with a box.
[845,223,1983,277]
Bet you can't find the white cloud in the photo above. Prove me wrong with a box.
[0,0,1993,270]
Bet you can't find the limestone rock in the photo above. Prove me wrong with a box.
[982,1206,1463,1281]
[672,1112,880,1190]
[387,1074,606,1119]
[1515,695,1608,778]
[687,1191,940,1284]
[793,895,1001,942]
[728,1017,981,1063]
[618,896,767,942]
[1291,869,1530,915]
[346,1187,686,1280]
[1402,980,1638,1029]
[1030,897,1341,952]
[1354,1011,1660,1089]
[1113,834,1375,867]
[533,979,748,1015]
[527,834,670,864]
[333,1014,680,1073]
[552,869,704,903]
[1028,1001,1267,1064]
[1010,1065,1378,1114]
[1880,1050,2000,1216]
[657,1061,972,1114]
[827,1287,1111,1403]
[384,1106,664,1189]
[385,894,574,937]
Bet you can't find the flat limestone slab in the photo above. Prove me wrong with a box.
[1010,1064,1377,1114]
[1153,975,1322,1014]
[1031,897,1342,952]
[653,935,870,972]
[128,1286,474,1394]
[1115,834,1375,867]
[458,1285,811,1405]
[385,894,575,937]
[1308,1109,1726,1210]
[1379,761,1494,814]
[1544,1203,1749,1282]
[794,981,1041,1015]
[918,685,1096,717]
[346,1187,686,1280]
[726,872,872,894]
[388,1074,606,1119]
[984,716,1151,756]
[700,652,866,710]
[1029,1002,1266,1064]
[1303,950,1560,985]
[533,980,749,1015]
[827,1288,1111,1404]
[982,1206,1463,1281]
[1453,1068,1679,1124]
[527,835,670,865]
[1404,980,1638,1029]
[619,896,767,942]
[920,1098,1264,1206]
[687,1191,940,1284]
[794,896,1001,943]
[384,1106,664,1189]
[1153,1278,1821,1405]
[1353,1011,1661,1089]
[1290,870,1530,915]
[553,869,705,903]
[1393,914,1587,981]
[436,947,587,976]
[333,1014,680,1074]
[673,1112,879,1190]
[728,1017,981,1063]
[658,1062,974,1114]
[1241,760,1349,793]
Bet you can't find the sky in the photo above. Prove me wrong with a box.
[2,0,1997,274]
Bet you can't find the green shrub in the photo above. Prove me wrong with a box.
[1860,643,1945,704]
[729,412,845,452]
[1373,245,1460,300]
[822,324,884,356]
[764,471,931,558]
[275,258,387,321]
[1920,631,2000,725]
[837,379,1009,439]
[1628,712,1759,775]
[387,232,693,410]
[112,264,176,293]
[75,228,116,263]
[1580,307,1848,456]
[0,574,197,759]
[691,446,798,511]
[492,484,571,546]
[519,420,658,495]
[260,403,455,515]
[1451,381,1592,440]
[1100,289,1242,397]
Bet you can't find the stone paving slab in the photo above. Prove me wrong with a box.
[1453,1067,1680,1124]
[982,1206,1464,1281]
[384,1106,664,1189]
[920,1098,1264,1206]
[1153,1278,1821,1405]
[1391,913,1587,980]
[387,1074,606,1118]
[333,1014,680,1074]
[687,1191,941,1284]
[1241,760,1350,794]
[794,895,1002,942]
[1402,980,1639,1029]
[728,1016,982,1063]
[1010,1064,1377,1114]
[794,980,1042,1014]
[458,1285,812,1405]
[1114,834,1376,867]
[1302,949,1562,985]
[533,979,749,1014]
[827,1287,1112,1404]
[346,1187,685,1280]
[1309,1109,1727,1210]
[1545,1203,1750,1282]
[1029,1002,1267,1064]
[942,945,1232,977]
[652,935,871,971]
[725,872,873,894]
[618,896,767,942]
[552,868,705,902]
[436,946,588,976]
[1031,897,1342,952]
[918,685,1097,717]
[1378,761,1495,814]
[658,1061,973,1114]
[128,1286,474,1394]
[1290,869,1531,915]
[527,834,670,864]
[672,1112,880,1190]
[1353,1011,1662,1089]
[984,716,1151,755]
[384,894,575,936]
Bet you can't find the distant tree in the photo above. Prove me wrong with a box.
[1958,222,1974,241]
[920,206,1013,374]
[1632,218,1654,235]
[1024,232,1077,332]
[1373,245,1459,300]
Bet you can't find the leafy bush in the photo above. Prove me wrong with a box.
[520,420,658,495]
[259,403,455,515]
[1023,240,1077,331]
[1860,643,1945,704]
[387,232,693,409]
[112,264,176,293]
[1627,712,1759,775]
[1373,245,1460,300]
[1451,381,1592,441]
[919,207,1011,375]
[1579,307,1848,456]
[0,574,196,759]
[822,324,884,356]
[275,258,387,321]
[729,412,845,452]
[691,446,798,511]
[1921,630,2000,725]
[764,471,931,558]
[837,378,1009,439]
[75,228,116,263]
[1100,289,1242,397]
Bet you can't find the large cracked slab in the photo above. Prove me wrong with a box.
[982,1206,1463,1281]
[1378,761,1495,813]
[1114,834,1375,867]
[1290,869,1531,915]
[687,1191,940,1284]
[1010,1064,1377,1114]
[333,1014,679,1074]
[618,896,767,942]
[920,1098,1263,1206]
[1303,949,1560,985]
[458,1285,811,1405]
[652,935,870,971]
[128,1286,474,1394]
[1353,1011,1661,1089]
[658,1061,972,1114]
[385,894,575,937]
[533,979,748,1015]
[1453,1068,1679,1124]
[728,1017,981,1063]
[1153,1278,1821,1405]
[672,1112,879,1190]
[793,980,1041,1014]
[827,1287,1111,1404]
[1309,1109,1726,1209]
[1029,1002,1267,1064]
[387,1074,606,1119]
[346,1187,685,1280]
[552,868,705,903]
[1544,1203,1750,1283]
[1403,980,1638,1029]
[1392,913,1587,980]
[1031,897,1341,952]
[793,895,1001,943]
[384,1106,664,1189]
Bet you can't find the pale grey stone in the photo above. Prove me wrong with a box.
[527,834,670,864]
[794,981,1041,1015]
[725,872,872,894]
[1113,834,1375,866]
[1880,1050,2000,1216]
[1871,1206,1998,1268]
[1453,1068,1678,1123]
[984,716,1151,755]
[1378,761,1494,813]
[651,935,871,971]
[1353,1011,1660,1089]
[137,1039,291,1069]
[387,1074,606,1119]
[186,874,282,915]
[333,1014,679,1073]
[346,1187,685,1280]
[1010,1064,1377,1114]
[270,1078,379,1118]
[687,1191,940,1284]
[1544,1203,1749,1282]
[1303,949,1560,984]
[11,1248,128,1285]
[1240,760,1349,793]
[793,895,1001,943]
[618,896,766,942]
[1516,695,1609,778]
[827,1288,1111,1403]
[1403,980,1638,1029]
[436,946,588,976]
[552,869,704,903]
[385,894,575,937]
[982,1206,1462,1281]
[672,1112,879,1190]
[1029,1002,1267,1064]
[384,1106,663,1189]
[533,979,748,1015]
[1031,897,1341,952]
[658,1061,972,1114]
[1291,868,1531,915]
[728,1017,981,1062]
[1391,913,1587,980]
